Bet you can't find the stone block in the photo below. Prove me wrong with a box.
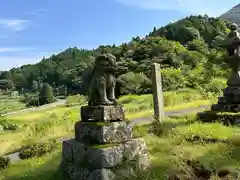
[211,103,240,112]
[87,169,116,180]
[61,138,148,169]
[75,121,132,144]
[61,153,149,180]
[81,105,125,122]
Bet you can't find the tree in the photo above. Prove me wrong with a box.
[38,83,55,105]
[118,72,151,94]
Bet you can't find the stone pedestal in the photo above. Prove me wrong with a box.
[211,87,240,112]
[60,105,150,180]
[81,106,125,122]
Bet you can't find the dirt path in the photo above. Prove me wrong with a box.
[4,105,209,163]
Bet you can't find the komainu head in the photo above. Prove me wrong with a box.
[94,53,117,73]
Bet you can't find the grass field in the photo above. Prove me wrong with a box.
[0,95,25,114]
[1,114,240,179]
[0,89,214,156]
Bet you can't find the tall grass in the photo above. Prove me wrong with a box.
[1,114,240,179]
[0,89,213,155]
[119,88,215,114]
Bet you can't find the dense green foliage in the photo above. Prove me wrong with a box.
[39,83,55,105]
[19,142,56,160]
[0,15,230,97]
[0,156,10,170]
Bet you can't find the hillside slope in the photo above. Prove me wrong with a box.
[219,3,240,24]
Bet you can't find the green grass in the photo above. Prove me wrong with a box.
[0,98,25,114]
[0,89,214,156]
[1,114,240,179]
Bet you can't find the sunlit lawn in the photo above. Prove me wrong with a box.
[0,90,215,156]
[1,114,240,180]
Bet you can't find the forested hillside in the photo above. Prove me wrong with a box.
[0,15,232,97]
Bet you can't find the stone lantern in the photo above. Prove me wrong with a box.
[211,23,240,112]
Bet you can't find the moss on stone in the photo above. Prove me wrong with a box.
[82,121,112,126]
[82,120,128,127]
[87,143,118,149]
[216,112,240,116]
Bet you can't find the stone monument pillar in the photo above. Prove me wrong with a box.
[151,63,164,122]
[60,53,150,180]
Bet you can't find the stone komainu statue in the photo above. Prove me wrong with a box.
[88,53,118,106]
[226,23,240,56]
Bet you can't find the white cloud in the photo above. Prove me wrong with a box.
[116,0,235,17]
[0,19,29,31]
[24,8,46,16]
[0,47,36,53]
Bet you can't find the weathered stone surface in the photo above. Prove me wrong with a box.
[87,169,116,180]
[61,140,74,165]
[75,121,132,144]
[81,106,125,122]
[61,138,148,169]
[211,103,240,112]
[61,166,90,180]
[88,53,118,106]
[151,63,164,121]
[197,111,240,126]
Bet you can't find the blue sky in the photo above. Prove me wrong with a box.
[0,0,239,70]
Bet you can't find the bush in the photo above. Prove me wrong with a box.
[2,123,19,131]
[0,156,10,170]
[161,68,186,91]
[0,118,19,131]
[39,83,55,105]
[66,94,86,107]
[203,78,227,94]
[26,97,39,107]
[118,72,151,95]
[19,142,56,160]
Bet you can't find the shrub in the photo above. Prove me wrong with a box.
[66,94,86,107]
[39,83,55,105]
[2,123,19,131]
[0,156,10,170]
[0,118,19,131]
[117,72,151,95]
[161,68,186,91]
[26,97,39,107]
[203,77,227,94]
[19,142,56,160]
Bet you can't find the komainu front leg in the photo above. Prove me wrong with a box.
[99,82,113,105]
[107,82,117,104]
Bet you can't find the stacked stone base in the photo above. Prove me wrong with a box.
[60,105,150,180]
[211,87,240,112]
[198,87,240,125]
[60,138,149,180]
